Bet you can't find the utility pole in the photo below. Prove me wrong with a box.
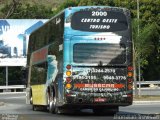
[137,0,141,97]
[6,66,8,86]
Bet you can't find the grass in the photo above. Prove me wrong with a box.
[133,95,160,101]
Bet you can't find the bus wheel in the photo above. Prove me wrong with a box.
[32,105,37,111]
[30,96,33,104]
[55,107,64,114]
[48,94,57,113]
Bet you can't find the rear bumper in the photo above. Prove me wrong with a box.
[59,103,132,109]
[63,91,133,107]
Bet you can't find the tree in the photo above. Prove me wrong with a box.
[1,1,54,19]
[140,23,160,80]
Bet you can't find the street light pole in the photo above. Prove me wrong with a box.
[137,0,141,97]
[6,66,8,86]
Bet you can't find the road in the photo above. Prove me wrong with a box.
[0,93,159,120]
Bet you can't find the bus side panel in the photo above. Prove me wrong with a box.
[31,85,47,105]
[47,12,65,106]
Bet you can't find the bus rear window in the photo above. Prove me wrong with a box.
[71,11,128,32]
[73,43,126,65]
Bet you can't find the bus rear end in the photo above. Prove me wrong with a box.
[63,6,133,112]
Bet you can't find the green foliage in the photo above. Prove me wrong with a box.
[137,23,160,80]
[140,0,160,26]
[1,3,54,18]
[0,68,5,85]
[53,0,79,15]
[0,0,159,81]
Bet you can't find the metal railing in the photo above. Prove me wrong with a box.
[0,85,26,92]
[136,81,160,88]
[134,81,160,96]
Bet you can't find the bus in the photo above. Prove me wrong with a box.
[26,6,133,114]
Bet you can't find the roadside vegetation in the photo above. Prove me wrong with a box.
[0,0,159,86]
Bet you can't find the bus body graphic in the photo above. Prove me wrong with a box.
[26,6,133,113]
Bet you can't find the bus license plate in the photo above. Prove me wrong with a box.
[94,98,106,102]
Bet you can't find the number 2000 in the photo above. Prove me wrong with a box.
[92,11,107,16]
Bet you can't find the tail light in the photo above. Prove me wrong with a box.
[128,78,133,83]
[128,84,133,90]
[66,71,71,76]
[127,66,133,90]
[66,64,71,69]
[66,83,72,89]
[128,66,133,71]
[128,72,133,77]
[66,65,72,86]
[66,64,72,76]
[66,77,71,83]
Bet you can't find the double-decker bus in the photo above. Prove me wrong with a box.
[26,6,133,114]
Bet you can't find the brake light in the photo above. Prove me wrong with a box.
[66,77,71,83]
[128,66,133,71]
[66,65,71,69]
[128,78,133,83]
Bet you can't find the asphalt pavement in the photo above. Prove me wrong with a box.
[0,92,160,120]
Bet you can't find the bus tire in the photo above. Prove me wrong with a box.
[49,97,57,113]
[48,88,57,114]
[30,96,33,104]
[32,105,37,111]
[30,90,33,104]
[55,107,65,114]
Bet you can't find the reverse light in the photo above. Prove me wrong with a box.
[66,71,71,76]
[128,84,133,90]
[66,83,72,89]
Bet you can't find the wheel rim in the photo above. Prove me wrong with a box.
[30,97,33,104]
[48,94,56,113]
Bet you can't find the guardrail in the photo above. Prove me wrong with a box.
[136,81,160,88]
[0,85,26,92]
